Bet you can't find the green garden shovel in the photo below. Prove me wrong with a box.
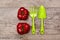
[38,5,47,35]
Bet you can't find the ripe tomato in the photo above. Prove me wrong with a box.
[17,7,29,20]
[17,23,30,35]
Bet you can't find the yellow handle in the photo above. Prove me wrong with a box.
[32,18,36,35]
[40,19,45,35]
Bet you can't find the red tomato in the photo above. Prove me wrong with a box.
[17,7,29,20]
[17,23,30,35]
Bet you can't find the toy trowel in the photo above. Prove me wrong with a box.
[38,5,47,34]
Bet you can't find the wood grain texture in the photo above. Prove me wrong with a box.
[0,0,60,40]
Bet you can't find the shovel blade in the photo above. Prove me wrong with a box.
[38,5,47,19]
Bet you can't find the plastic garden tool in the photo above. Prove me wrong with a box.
[38,5,47,34]
[29,7,37,34]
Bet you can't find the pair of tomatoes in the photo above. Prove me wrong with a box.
[17,7,30,35]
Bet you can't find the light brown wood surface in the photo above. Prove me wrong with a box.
[0,0,60,40]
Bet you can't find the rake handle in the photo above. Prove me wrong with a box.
[32,18,36,34]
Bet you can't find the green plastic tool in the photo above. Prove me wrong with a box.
[29,7,37,34]
[38,5,47,34]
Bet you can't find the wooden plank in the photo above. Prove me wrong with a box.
[0,0,60,7]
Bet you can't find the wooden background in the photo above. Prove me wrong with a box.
[0,0,60,40]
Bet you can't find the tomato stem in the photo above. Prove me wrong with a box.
[22,25,24,32]
[21,11,24,15]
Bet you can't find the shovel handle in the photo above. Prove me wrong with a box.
[40,19,45,35]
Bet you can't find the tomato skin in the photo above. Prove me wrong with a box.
[17,7,29,20]
[17,23,30,35]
